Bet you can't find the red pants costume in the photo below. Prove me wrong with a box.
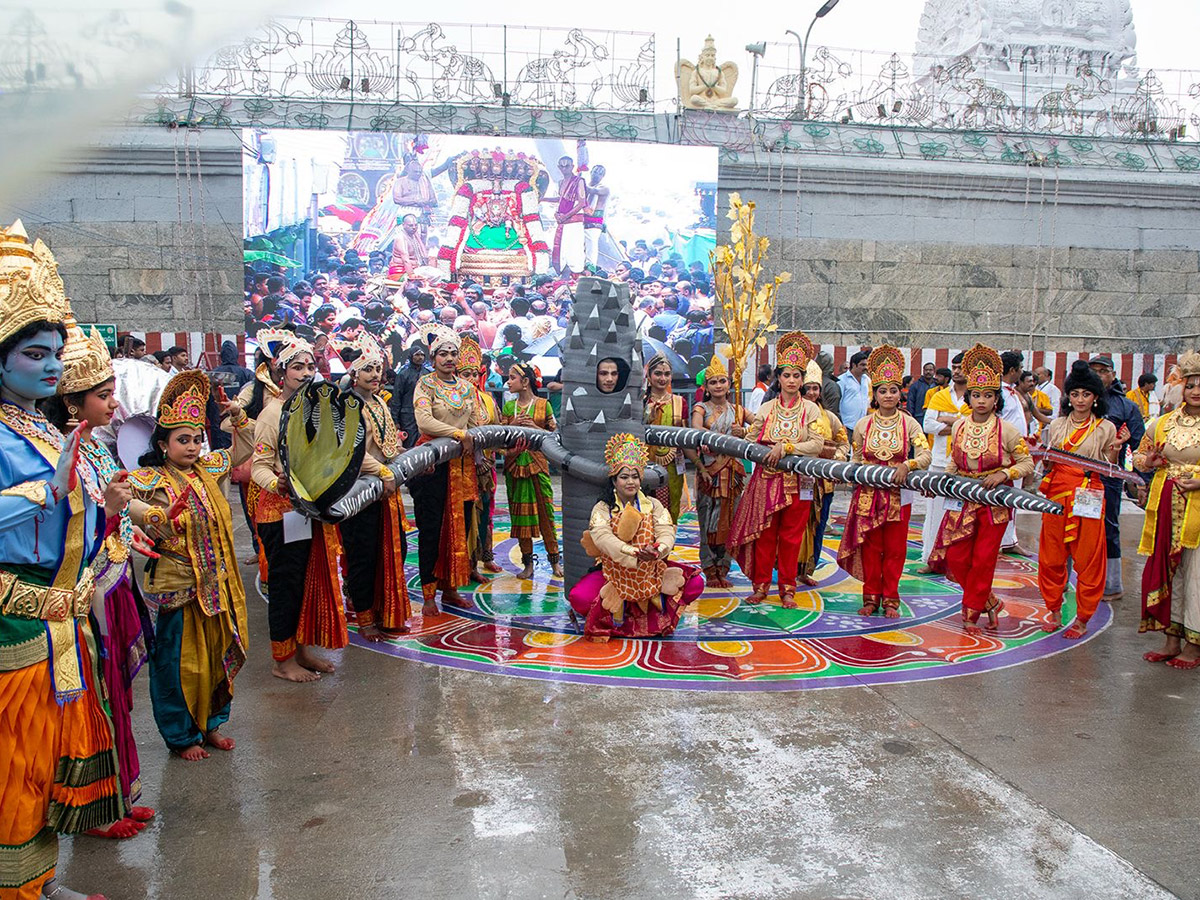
[751,500,812,587]
[1039,510,1105,624]
[859,506,912,602]
[943,515,1007,612]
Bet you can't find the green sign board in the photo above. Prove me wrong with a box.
[80,324,118,353]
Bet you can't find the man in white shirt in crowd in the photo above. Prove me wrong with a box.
[745,363,772,414]
[836,350,872,431]
[1035,365,1061,415]
[918,352,968,573]
[998,350,1031,555]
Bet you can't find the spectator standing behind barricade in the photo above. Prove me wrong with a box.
[1127,372,1158,421]
[907,363,937,420]
[836,351,871,431]
[1035,366,1061,413]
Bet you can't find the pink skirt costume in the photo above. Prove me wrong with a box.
[567,495,703,640]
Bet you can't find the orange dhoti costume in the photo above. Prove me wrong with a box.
[1038,408,1117,630]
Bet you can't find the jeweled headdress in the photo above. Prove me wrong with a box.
[334,333,384,374]
[157,370,210,430]
[961,343,1002,392]
[258,328,314,368]
[457,335,483,373]
[776,331,815,372]
[1179,351,1200,379]
[0,220,69,346]
[867,344,906,388]
[605,432,649,475]
[422,323,461,356]
[804,360,823,386]
[700,354,728,384]
[509,361,540,389]
[646,352,671,375]
[60,313,114,395]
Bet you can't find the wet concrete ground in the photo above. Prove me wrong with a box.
[61,501,1199,899]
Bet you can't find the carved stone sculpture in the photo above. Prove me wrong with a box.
[676,36,739,111]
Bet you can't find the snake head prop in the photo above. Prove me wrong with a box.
[279,381,367,520]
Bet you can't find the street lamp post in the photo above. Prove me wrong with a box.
[787,0,842,119]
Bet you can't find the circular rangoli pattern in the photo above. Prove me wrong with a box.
[350,508,1110,691]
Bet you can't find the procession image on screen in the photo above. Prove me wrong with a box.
[243,130,719,336]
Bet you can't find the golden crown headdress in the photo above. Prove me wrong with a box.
[776,331,815,372]
[422,323,460,356]
[257,328,313,368]
[961,343,1003,392]
[804,360,823,385]
[157,370,210,430]
[700,354,728,385]
[605,432,649,475]
[1179,351,1200,379]
[457,335,483,373]
[0,221,69,347]
[867,344,906,388]
[59,313,114,395]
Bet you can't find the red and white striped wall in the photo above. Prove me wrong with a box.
[123,331,247,367]
[744,344,1177,391]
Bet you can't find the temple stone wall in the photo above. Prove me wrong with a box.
[0,129,244,334]
[720,157,1200,354]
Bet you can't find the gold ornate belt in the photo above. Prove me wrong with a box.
[0,566,95,622]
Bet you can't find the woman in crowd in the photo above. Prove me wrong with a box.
[799,361,850,585]
[728,331,826,608]
[1135,351,1200,668]
[231,344,281,571]
[250,330,346,682]
[129,370,253,759]
[837,346,931,618]
[691,356,746,588]
[1038,361,1118,639]
[0,227,125,899]
[567,433,703,641]
[502,361,563,579]
[930,344,1033,634]
[644,353,687,522]
[335,334,410,642]
[46,318,158,837]
[410,325,486,616]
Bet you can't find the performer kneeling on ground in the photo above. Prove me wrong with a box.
[567,433,703,641]
[691,356,746,588]
[930,344,1033,634]
[1135,351,1200,669]
[251,330,346,683]
[503,361,563,579]
[336,335,411,642]
[1038,360,1118,639]
[728,331,825,608]
[130,371,253,761]
[410,325,486,617]
[837,345,931,618]
[800,361,850,585]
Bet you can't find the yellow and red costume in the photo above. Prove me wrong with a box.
[727,332,825,601]
[930,344,1034,625]
[837,346,931,616]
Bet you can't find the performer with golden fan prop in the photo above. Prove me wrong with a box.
[0,221,124,900]
[567,433,704,641]
[930,344,1034,634]
[128,370,254,760]
[836,345,931,618]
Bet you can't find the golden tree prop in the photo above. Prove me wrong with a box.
[709,193,792,390]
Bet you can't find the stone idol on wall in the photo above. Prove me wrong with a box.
[677,35,739,111]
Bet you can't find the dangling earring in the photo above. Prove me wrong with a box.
[66,405,80,428]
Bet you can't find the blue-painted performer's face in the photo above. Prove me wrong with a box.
[0,330,64,403]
